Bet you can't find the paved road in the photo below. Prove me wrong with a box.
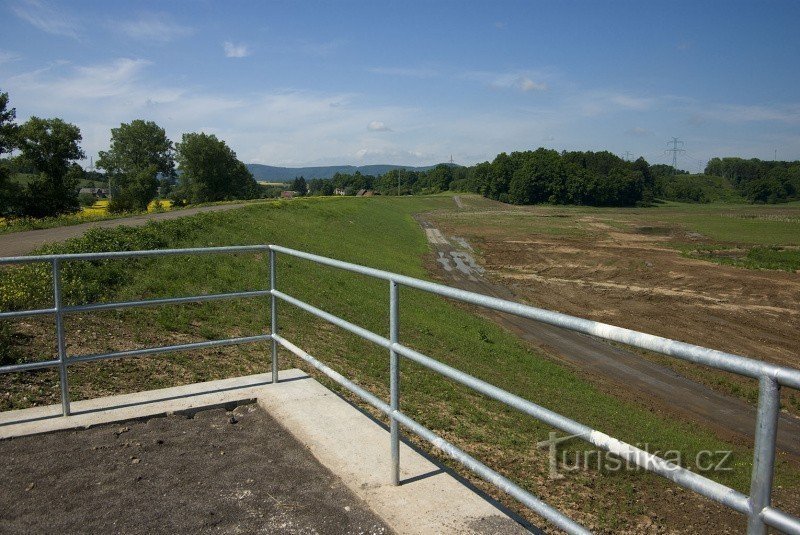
[417,214,800,457]
[0,203,249,257]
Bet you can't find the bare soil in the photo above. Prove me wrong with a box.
[0,404,392,534]
[426,197,800,420]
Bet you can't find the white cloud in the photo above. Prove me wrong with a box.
[223,42,251,58]
[113,13,194,43]
[493,21,507,30]
[573,91,655,116]
[12,56,794,169]
[464,70,549,93]
[3,58,429,166]
[519,77,547,92]
[0,50,21,65]
[10,0,79,38]
[367,120,390,132]
[608,94,653,110]
[692,103,800,124]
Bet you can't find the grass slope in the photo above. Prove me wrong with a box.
[1,195,797,531]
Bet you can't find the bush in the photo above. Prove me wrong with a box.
[78,193,96,207]
[0,214,212,312]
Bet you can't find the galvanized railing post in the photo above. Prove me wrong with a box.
[270,248,278,384]
[52,258,70,416]
[747,375,781,534]
[389,279,400,485]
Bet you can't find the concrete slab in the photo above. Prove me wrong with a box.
[258,372,531,534]
[1,369,532,534]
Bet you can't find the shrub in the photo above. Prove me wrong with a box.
[78,193,96,207]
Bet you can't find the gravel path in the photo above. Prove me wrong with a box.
[0,203,250,257]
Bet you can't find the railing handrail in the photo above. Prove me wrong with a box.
[268,245,800,389]
[0,244,798,534]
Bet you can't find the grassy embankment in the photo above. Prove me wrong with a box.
[0,195,798,531]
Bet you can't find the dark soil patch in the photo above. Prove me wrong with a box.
[0,404,392,534]
[634,226,673,236]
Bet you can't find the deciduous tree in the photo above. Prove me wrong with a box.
[174,132,258,203]
[16,117,84,217]
[0,91,20,216]
[97,120,174,212]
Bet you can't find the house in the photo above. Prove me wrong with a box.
[78,187,109,198]
[280,191,296,199]
[333,188,347,196]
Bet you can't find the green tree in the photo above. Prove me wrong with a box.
[290,176,308,196]
[0,91,21,216]
[508,149,562,204]
[174,132,258,203]
[158,177,173,198]
[16,117,85,217]
[487,152,513,200]
[97,120,174,212]
[426,164,453,192]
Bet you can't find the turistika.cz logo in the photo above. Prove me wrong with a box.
[536,431,733,479]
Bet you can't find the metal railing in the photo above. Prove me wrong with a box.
[1,245,799,534]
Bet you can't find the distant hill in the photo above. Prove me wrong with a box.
[246,163,456,182]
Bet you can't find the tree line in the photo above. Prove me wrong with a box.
[290,149,653,207]
[0,90,260,219]
[704,157,800,204]
[292,151,800,206]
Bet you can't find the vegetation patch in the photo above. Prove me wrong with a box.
[687,245,800,272]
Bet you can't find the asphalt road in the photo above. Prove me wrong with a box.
[0,203,249,257]
[417,214,800,457]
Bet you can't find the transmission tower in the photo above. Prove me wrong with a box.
[623,151,633,161]
[666,137,685,172]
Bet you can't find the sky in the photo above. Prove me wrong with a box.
[1,0,799,171]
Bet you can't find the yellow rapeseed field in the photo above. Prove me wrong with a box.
[80,199,173,217]
[0,199,173,229]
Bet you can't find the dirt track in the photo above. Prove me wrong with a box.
[417,209,800,457]
[0,203,250,257]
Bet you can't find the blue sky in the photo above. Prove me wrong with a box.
[1,1,798,170]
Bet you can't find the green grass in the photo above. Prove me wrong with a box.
[683,245,800,271]
[1,195,798,529]
[650,201,800,245]
[0,196,270,234]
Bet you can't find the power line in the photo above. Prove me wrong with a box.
[666,137,685,173]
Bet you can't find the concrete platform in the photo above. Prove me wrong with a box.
[0,369,532,534]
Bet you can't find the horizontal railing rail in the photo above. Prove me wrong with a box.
[0,246,275,414]
[1,244,798,534]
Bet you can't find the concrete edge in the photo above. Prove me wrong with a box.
[0,369,307,439]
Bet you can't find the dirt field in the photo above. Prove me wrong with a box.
[425,195,800,434]
[0,404,392,534]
